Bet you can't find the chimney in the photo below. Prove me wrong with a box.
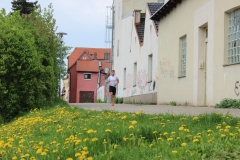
[135,10,141,25]
[94,52,97,60]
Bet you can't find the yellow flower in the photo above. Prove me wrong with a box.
[163,132,168,135]
[193,116,198,120]
[167,138,173,141]
[179,127,184,131]
[105,129,112,133]
[12,156,17,160]
[207,130,212,133]
[229,133,235,136]
[136,112,141,115]
[114,144,118,149]
[121,115,127,119]
[66,158,73,160]
[184,129,189,133]
[75,153,81,157]
[149,144,153,147]
[41,152,47,156]
[221,134,226,137]
[171,132,176,134]
[129,125,134,129]
[39,141,44,145]
[208,139,213,143]
[103,139,107,144]
[181,143,187,147]
[153,131,157,134]
[192,139,199,143]
[87,129,95,134]
[172,150,177,153]
[87,157,93,160]
[83,147,88,151]
[36,148,42,154]
[92,138,98,142]
[130,120,137,124]
[53,149,58,153]
[225,125,231,129]
[123,137,128,141]
[25,154,30,157]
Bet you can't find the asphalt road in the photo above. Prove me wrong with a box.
[69,103,240,117]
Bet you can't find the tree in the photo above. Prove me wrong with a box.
[11,0,38,15]
[0,4,71,122]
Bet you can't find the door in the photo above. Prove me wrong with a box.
[79,91,94,103]
[204,29,208,106]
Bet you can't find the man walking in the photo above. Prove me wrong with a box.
[106,70,119,106]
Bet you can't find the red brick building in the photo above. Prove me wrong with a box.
[68,48,111,103]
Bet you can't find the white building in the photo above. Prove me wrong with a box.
[112,0,164,104]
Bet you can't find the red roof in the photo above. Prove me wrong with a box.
[76,60,99,72]
[68,47,111,69]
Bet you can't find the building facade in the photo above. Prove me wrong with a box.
[112,0,163,104]
[68,48,111,103]
[150,0,240,106]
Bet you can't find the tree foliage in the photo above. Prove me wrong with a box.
[0,4,70,122]
[11,0,38,15]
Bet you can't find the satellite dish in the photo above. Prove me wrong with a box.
[104,68,109,73]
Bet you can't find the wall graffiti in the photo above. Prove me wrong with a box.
[126,73,133,96]
[132,88,137,96]
[235,81,240,96]
[160,58,175,79]
[137,70,148,94]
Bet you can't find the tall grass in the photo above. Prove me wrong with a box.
[0,105,240,160]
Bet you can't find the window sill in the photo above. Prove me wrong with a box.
[84,79,91,80]
[223,62,240,67]
[178,76,186,79]
[147,80,152,83]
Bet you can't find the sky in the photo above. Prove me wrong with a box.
[0,0,113,51]
[1,0,113,87]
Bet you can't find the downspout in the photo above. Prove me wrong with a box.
[111,5,115,71]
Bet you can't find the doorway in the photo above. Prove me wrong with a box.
[79,91,94,103]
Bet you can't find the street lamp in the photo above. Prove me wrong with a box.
[56,32,67,97]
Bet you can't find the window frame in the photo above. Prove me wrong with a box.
[84,73,92,80]
[179,36,187,77]
[148,54,153,82]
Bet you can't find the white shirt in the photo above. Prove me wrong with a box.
[108,75,119,87]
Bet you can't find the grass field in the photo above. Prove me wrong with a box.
[0,105,240,160]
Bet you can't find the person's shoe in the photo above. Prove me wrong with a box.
[112,103,114,106]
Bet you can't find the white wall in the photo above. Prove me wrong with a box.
[113,0,159,98]
[97,86,105,102]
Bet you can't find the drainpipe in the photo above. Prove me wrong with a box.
[111,6,115,71]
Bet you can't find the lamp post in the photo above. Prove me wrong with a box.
[56,32,67,97]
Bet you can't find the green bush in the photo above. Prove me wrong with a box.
[104,98,107,103]
[215,99,240,109]
[118,98,123,104]
[170,101,177,106]
[114,97,118,104]
[96,98,102,103]
[0,5,70,122]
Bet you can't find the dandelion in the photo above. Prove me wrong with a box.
[103,139,107,144]
[41,152,47,156]
[153,131,157,134]
[171,132,176,134]
[130,120,137,124]
[66,158,73,160]
[53,149,58,153]
[114,144,118,149]
[36,148,42,154]
[12,156,17,160]
[193,116,198,121]
[87,157,93,160]
[207,130,212,133]
[163,132,168,135]
[179,126,184,131]
[192,139,199,143]
[221,134,226,137]
[225,125,231,129]
[123,137,128,141]
[129,125,134,129]
[83,147,88,151]
[121,115,127,119]
[229,133,235,136]
[172,150,177,153]
[105,129,112,133]
[181,143,187,147]
[167,138,173,141]
[157,137,162,140]
[208,139,213,143]
[92,137,98,142]
[149,144,153,147]
[75,153,81,157]
[184,129,189,133]
[136,112,141,115]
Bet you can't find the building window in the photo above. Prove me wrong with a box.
[148,54,152,81]
[133,62,137,86]
[117,40,120,56]
[123,68,126,88]
[180,36,187,77]
[104,53,110,60]
[84,73,91,80]
[228,8,240,64]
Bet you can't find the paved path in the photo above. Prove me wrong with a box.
[69,103,240,117]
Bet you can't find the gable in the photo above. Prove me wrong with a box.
[79,52,92,60]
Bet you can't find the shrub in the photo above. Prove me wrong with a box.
[96,99,102,103]
[118,98,123,104]
[170,101,177,106]
[215,99,240,109]
[114,97,118,104]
